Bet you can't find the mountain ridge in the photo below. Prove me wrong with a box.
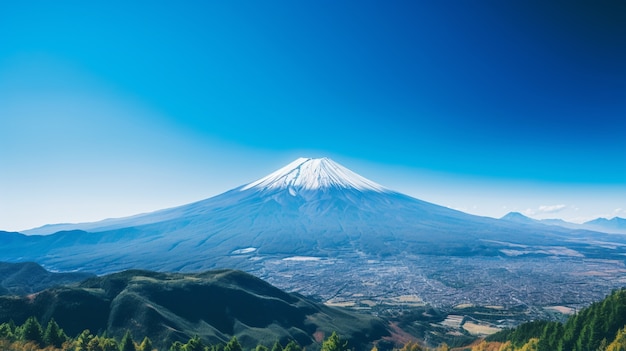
[0,268,388,350]
[500,212,626,235]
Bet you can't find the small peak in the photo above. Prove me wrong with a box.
[241,157,388,193]
[501,212,536,223]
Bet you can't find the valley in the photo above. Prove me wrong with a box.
[251,251,626,347]
[249,251,626,321]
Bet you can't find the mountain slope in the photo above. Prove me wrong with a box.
[487,289,626,351]
[2,158,626,310]
[0,269,388,350]
[0,261,94,296]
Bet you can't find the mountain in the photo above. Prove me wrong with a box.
[2,158,626,310]
[500,212,626,234]
[500,212,539,225]
[583,217,626,234]
[0,269,388,350]
[0,261,94,296]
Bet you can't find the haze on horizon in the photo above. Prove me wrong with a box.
[1,1,624,232]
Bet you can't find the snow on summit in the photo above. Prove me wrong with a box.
[242,157,388,193]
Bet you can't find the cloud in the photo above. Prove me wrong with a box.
[524,204,567,216]
[538,204,567,213]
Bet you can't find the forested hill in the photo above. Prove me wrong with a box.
[0,269,388,350]
[484,289,626,351]
[0,262,94,296]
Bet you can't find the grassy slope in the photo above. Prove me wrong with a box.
[0,262,95,296]
[0,269,388,350]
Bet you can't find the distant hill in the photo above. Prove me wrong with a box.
[500,212,539,225]
[0,261,94,296]
[584,217,626,234]
[500,213,626,234]
[0,269,388,350]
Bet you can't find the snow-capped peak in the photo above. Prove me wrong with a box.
[241,157,389,193]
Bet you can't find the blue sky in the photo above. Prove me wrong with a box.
[1,1,625,231]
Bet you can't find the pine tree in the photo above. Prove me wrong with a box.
[225,336,243,351]
[185,335,205,351]
[43,318,67,348]
[169,341,184,351]
[19,317,43,346]
[137,336,153,351]
[120,330,136,351]
[498,341,514,351]
[607,327,626,351]
[100,337,120,351]
[88,336,102,351]
[0,322,14,341]
[255,345,269,351]
[75,329,95,351]
[271,341,283,351]
[283,340,301,351]
[321,332,348,351]
[518,338,539,351]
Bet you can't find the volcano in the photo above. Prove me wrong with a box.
[8,157,507,270]
[2,157,625,308]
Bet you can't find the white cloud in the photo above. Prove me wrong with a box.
[538,204,567,213]
[524,204,567,216]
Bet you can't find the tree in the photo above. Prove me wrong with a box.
[607,326,626,351]
[88,336,103,351]
[498,341,515,351]
[471,341,487,351]
[271,341,283,351]
[0,322,14,341]
[75,329,95,351]
[283,340,301,351]
[137,336,153,351]
[43,318,67,348]
[256,345,269,351]
[400,340,422,351]
[518,338,539,351]
[183,335,205,351]
[100,337,120,351]
[169,341,184,351]
[321,332,348,351]
[224,336,242,351]
[19,317,43,346]
[120,330,136,351]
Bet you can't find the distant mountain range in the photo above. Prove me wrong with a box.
[501,212,626,234]
[0,266,387,350]
[1,157,625,309]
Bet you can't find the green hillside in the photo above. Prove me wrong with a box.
[0,262,94,296]
[485,289,626,351]
[0,269,388,350]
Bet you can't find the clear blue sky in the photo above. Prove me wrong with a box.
[1,1,625,231]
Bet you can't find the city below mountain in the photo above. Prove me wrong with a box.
[1,158,626,326]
